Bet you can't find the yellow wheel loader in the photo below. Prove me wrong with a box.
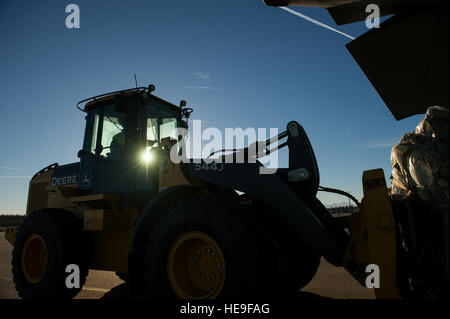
[8,86,328,299]
[5,0,448,300]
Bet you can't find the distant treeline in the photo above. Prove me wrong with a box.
[328,206,357,215]
[0,214,26,228]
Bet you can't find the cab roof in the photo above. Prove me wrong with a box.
[77,86,181,113]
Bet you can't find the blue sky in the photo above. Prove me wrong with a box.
[0,0,424,213]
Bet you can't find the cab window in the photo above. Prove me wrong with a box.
[160,118,177,141]
[100,112,126,158]
[146,117,178,148]
[90,113,100,154]
[146,118,158,147]
[88,104,127,159]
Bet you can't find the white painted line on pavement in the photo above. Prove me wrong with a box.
[0,276,109,293]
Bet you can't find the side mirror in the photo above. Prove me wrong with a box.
[77,149,86,158]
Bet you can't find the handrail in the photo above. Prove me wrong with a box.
[31,163,59,180]
[208,130,289,159]
[76,86,150,112]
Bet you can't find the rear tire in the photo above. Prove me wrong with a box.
[143,194,271,299]
[12,209,88,299]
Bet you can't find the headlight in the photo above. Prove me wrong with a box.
[141,149,154,163]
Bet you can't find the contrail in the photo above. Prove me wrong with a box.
[0,166,22,171]
[185,85,218,90]
[280,7,355,40]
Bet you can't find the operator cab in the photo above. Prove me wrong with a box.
[76,86,189,199]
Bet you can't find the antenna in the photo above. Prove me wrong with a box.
[134,73,138,88]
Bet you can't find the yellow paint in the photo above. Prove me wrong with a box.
[26,170,54,215]
[83,209,128,231]
[344,168,399,299]
[84,208,139,272]
[158,157,191,190]
[69,193,121,203]
[167,231,226,299]
[21,234,48,284]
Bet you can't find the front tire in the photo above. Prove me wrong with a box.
[143,194,271,299]
[115,272,129,282]
[270,233,321,296]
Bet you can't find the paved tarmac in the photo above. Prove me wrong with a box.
[0,232,374,299]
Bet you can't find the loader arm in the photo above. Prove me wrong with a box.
[181,121,350,266]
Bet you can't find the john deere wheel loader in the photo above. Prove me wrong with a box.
[5,0,448,300]
[7,85,330,299]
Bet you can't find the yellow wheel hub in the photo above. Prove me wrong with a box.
[167,231,226,299]
[21,234,48,284]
